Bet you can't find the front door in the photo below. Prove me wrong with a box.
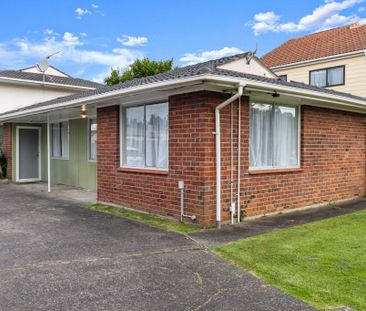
[17,127,40,182]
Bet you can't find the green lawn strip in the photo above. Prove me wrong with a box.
[88,203,201,234]
[212,209,366,311]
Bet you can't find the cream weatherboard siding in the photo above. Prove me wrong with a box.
[11,119,96,190]
[0,83,79,114]
[274,55,366,97]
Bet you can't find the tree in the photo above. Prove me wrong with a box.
[104,57,174,85]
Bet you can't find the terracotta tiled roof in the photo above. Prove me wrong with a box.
[261,23,366,68]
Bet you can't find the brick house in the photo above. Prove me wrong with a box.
[1,53,366,227]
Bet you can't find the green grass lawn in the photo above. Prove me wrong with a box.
[87,203,201,234]
[213,209,366,310]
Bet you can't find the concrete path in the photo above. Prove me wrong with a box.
[0,184,313,311]
[190,198,366,247]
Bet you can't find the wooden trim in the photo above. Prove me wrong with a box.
[117,167,169,175]
[249,168,303,175]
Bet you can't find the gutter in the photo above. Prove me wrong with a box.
[214,84,244,229]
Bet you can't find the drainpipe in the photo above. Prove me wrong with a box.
[237,95,242,223]
[215,84,244,229]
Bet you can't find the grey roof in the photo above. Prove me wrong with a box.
[0,70,103,89]
[1,53,366,117]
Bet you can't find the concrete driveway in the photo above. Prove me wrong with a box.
[0,184,313,311]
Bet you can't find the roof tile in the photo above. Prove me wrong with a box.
[261,23,366,68]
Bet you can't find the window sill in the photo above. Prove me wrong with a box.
[117,167,169,175]
[249,168,303,175]
[51,157,69,161]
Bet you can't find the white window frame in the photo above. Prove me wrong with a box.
[120,102,169,170]
[88,118,97,162]
[50,121,69,160]
[249,102,301,171]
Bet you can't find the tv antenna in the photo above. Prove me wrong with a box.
[36,51,60,82]
[36,51,60,73]
[246,43,258,64]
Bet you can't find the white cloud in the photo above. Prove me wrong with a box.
[62,32,83,46]
[180,47,243,65]
[0,32,143,82]
[43,29,54,35]
[79,32,87,37]
[248,0,365,35]
[359,6,365,11]
[117,35,148,47]
[75,8,90,19]
[91,4,99,9]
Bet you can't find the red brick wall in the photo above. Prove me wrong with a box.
[239,105,366,217]
[97,91,366,225]
[97,92,227,225]
[2,123,12,179]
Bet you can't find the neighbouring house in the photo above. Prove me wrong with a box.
[0,65,101,149]
[261,22,366,97]
[1,52,366,227]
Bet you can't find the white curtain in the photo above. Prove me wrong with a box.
[51,123,61,157]
[146,103,168,169]
[327,67,343,86]
[273,106,298,167]
[249,103,272,168]
[61,122,69,158]
[89,119,97,161]
[250,103,298,169]
[310,70,326,87]
[51,122,69,158]
[125,106,145,167]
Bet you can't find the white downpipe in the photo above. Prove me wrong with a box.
[237,95,242,223]
[47,114,51,193]
[230,102,234,225]
[215,84,244,229]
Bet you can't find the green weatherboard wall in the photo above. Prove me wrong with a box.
[12,119,96,190]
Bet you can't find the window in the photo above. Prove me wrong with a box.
[309,66,345,87]
[249,103,299,170]
[51,121,69,159]
[89,119,97,161]
[279,74,287,81]
[122,102,168,169]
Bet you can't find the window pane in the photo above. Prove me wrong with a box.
[310,70,326,87]
[89,119,97,161]
[273,106,298,168]
[61,122,69,158]
[51,123,61,158]
[249,103,273,168]
[146,103,168,169]
[327,67,344,86]
[124,106,145,167]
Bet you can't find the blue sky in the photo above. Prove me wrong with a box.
[0,0,365,82]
